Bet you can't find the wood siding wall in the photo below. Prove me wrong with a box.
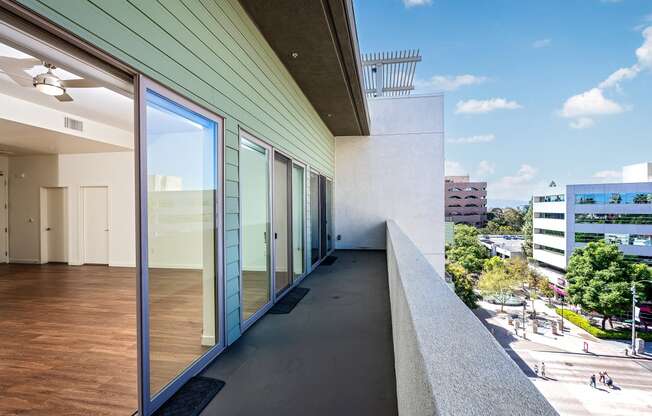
[17,0,335,344]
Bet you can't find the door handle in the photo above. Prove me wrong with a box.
[45,227,51,231]
[274,232,278,239]
[104,229,109,232]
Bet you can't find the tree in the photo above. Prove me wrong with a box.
[446,262,479,309]
[566,240,651,329]
[538,278,555,306]
[522,199,533,258]
[478,262,523,312]
[446,224,489,274]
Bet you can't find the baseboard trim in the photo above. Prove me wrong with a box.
[10,259,40,264]
[201,334,216,347]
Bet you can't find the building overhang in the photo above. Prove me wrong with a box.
[239,0,370,136]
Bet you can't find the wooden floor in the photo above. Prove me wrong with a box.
[0,263,138,416]
[242,271,270,320]
[0,264,214,416]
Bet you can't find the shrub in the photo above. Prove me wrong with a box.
[555,308,652,341]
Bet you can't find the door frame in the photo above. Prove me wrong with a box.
[136,75,226,415]
[238,129,274,332]
[39,186,68,264]
[80,185,109,265]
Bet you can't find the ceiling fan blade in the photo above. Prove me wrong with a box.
[0,56,40,69]
[54,93,74,102]
[0,70,34,87]
[60,78,99,88]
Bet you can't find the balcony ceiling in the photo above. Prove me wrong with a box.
[239,0,369,136]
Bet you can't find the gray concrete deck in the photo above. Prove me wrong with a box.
[200,250,397,416]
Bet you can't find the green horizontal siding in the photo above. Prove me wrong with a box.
[17,0,335,345]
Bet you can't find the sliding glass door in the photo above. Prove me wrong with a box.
[326,178,333,253]
[273,153,292,295]
[139,79,224,412]
[292,164,305,281]
[310,172,320,266]
[240,136,271,324]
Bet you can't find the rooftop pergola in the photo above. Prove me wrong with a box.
[362,50,421,97]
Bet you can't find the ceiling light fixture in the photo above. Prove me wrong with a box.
[33,63,65,96]
[291,51,299,59]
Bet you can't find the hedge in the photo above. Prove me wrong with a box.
[555,308,652,341]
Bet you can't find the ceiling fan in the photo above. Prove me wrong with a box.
[0,56,100,102]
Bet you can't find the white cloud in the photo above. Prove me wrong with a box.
[598,66,640,89]
[532,38,551,48]
[488,164,548,200]
[569,117,595,129]
[455,98,522,114]
[447,134,495,144]
[560,26,652,128]
[403,0,431,7]
[445,160,466,176]
[476,160,496,176]
[415,74,487,92]
[561,88,624,118]
[593,170,622,182]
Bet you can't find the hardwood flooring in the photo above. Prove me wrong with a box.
[0,263,275,415]
[0,264,138,416]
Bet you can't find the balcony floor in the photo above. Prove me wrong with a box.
[200,250,397,416]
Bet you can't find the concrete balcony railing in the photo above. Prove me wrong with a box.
[386,220,557,415]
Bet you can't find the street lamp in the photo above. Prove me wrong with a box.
[631,279,652,355]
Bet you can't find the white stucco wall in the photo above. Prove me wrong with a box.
[334,94,444,276]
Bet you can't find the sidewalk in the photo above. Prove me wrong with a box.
[475,299,652,416]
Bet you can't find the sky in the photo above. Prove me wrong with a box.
[353,0,652,206]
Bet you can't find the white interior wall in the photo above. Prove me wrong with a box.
[58,152,135,266]
[9,155,58,263]
[0,155,8,262]
[334,95,445,276]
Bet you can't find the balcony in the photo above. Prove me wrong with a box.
[194,222,555,415]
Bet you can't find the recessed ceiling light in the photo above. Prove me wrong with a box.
[291,52,299,59]
[327,113,332,118]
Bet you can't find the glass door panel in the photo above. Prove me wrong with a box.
[326,179,333,253]
[309,172,320,266]
[319,175,327,260]
[292,164,305,281]
[145,90,218,398]
[273,154,291,295]
[240,137,271,321]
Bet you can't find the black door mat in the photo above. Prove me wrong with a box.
[153,376,225,416]
[269,287,310,314]
[321,255,337,266]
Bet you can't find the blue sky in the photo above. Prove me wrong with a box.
[353,0,652,206]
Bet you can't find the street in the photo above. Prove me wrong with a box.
[475,299,652,416]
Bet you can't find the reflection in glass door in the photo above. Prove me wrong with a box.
[309,172,320,266]
[292,164,305,281]
[274,153,292,295]
[144,88,221,400]
[240,137,271,322]
[326,179,333,253]
[319,175,327,259]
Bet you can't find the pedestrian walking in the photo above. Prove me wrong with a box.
[534,364,539,377]
[606,376,613,389]
[598,371,605,384]
[603,371,609,384]
[541,362,546,378]
[590,374,596,388]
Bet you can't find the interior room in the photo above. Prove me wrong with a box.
[0,29,139,415]
[0,21,216,414]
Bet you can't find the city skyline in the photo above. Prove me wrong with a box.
[354,0,652,205]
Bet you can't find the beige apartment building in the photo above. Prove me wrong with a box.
[445,175,488,227]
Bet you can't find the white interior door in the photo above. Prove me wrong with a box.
[83,186,109,264]
[45,187,66,263]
